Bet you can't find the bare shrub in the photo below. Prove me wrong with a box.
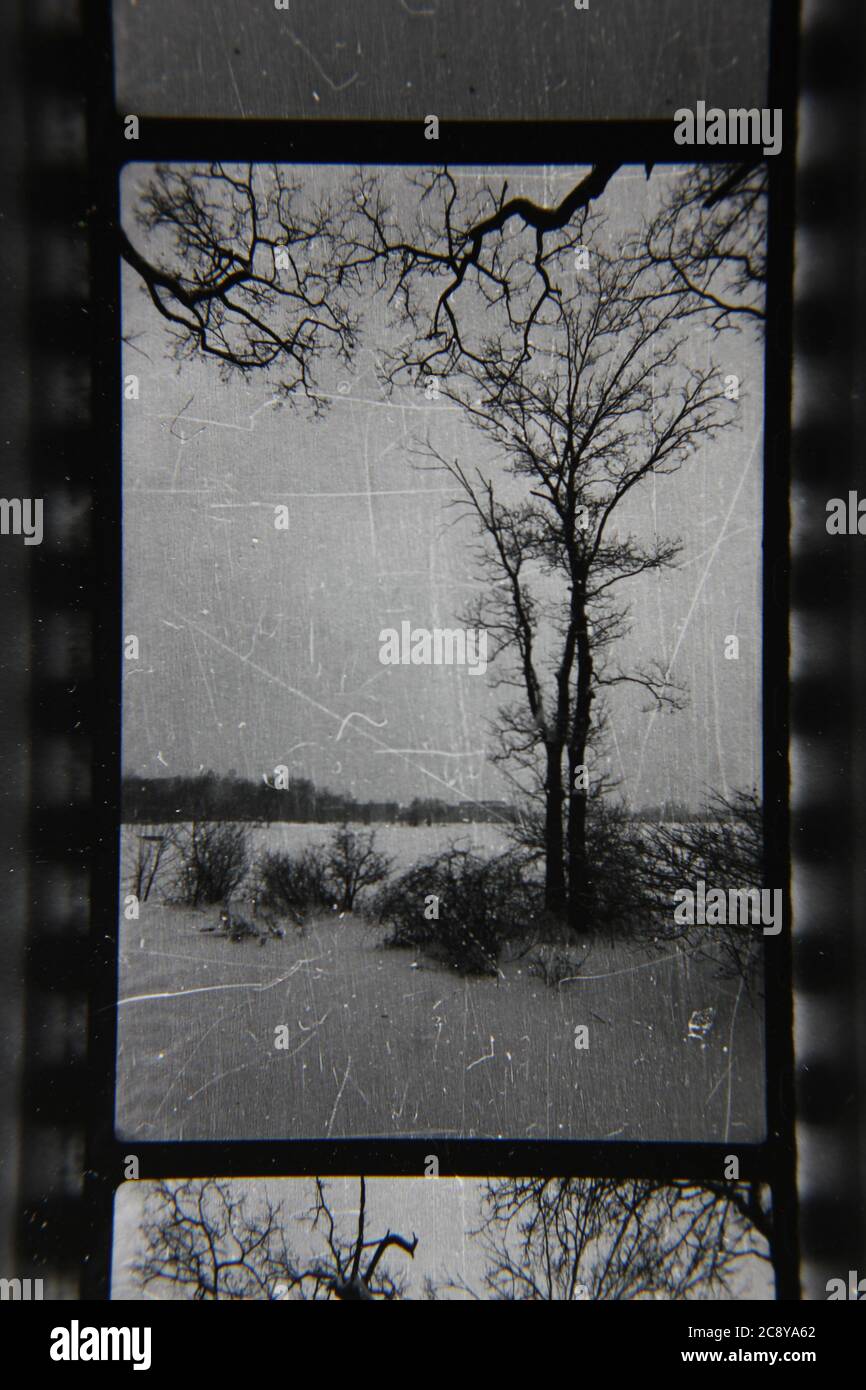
[376,847,540,976]
[641,789,764,982]
[256,846,334,921]
[168,821,250,907]
[325,824,393,913]
[255,825,392,923]
[510,789,764,980]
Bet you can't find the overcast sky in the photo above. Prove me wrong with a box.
[121,163,763,811]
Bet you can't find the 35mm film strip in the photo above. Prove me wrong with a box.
[2,0,863,1330]
[10,0,93,1302]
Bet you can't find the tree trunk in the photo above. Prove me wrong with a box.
[567,605,593,933]
[543,742,567,914]
[567,755,589,933]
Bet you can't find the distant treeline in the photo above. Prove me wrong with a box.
[120,771,520,827]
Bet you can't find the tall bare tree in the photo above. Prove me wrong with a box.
[415,238,737,923]
[340,170,756,923]
[119,163,359,400]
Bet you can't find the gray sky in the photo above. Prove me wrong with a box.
[121,163,763,810]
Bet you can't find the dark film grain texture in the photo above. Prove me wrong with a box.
[112,0,770,121]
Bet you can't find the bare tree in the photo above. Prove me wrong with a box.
[311,1176,417,1300]
[119,162,359,402]
[637,162,767,327]
[120,160,762,398]
[120,162,623,395]
[338,163,622,384]
[430,1176,771,1301]
[167,820,250,906]
[415,236,737,924]
[133,1177,417,1301]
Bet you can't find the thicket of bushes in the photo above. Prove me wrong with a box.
[375,847,541,976]
[255,845,335,920]
[166,823,393,923]
[255,826,393,919]
[166,822,251,907]
[508,788,763,979]
[640,790,764,981]
[136,791,764,979]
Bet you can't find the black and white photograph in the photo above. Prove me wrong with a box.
[110,1174,774,1301]
[116,159,768,1143]
[6,0,866,1343]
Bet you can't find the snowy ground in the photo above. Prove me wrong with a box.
[116,823,764,1142]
